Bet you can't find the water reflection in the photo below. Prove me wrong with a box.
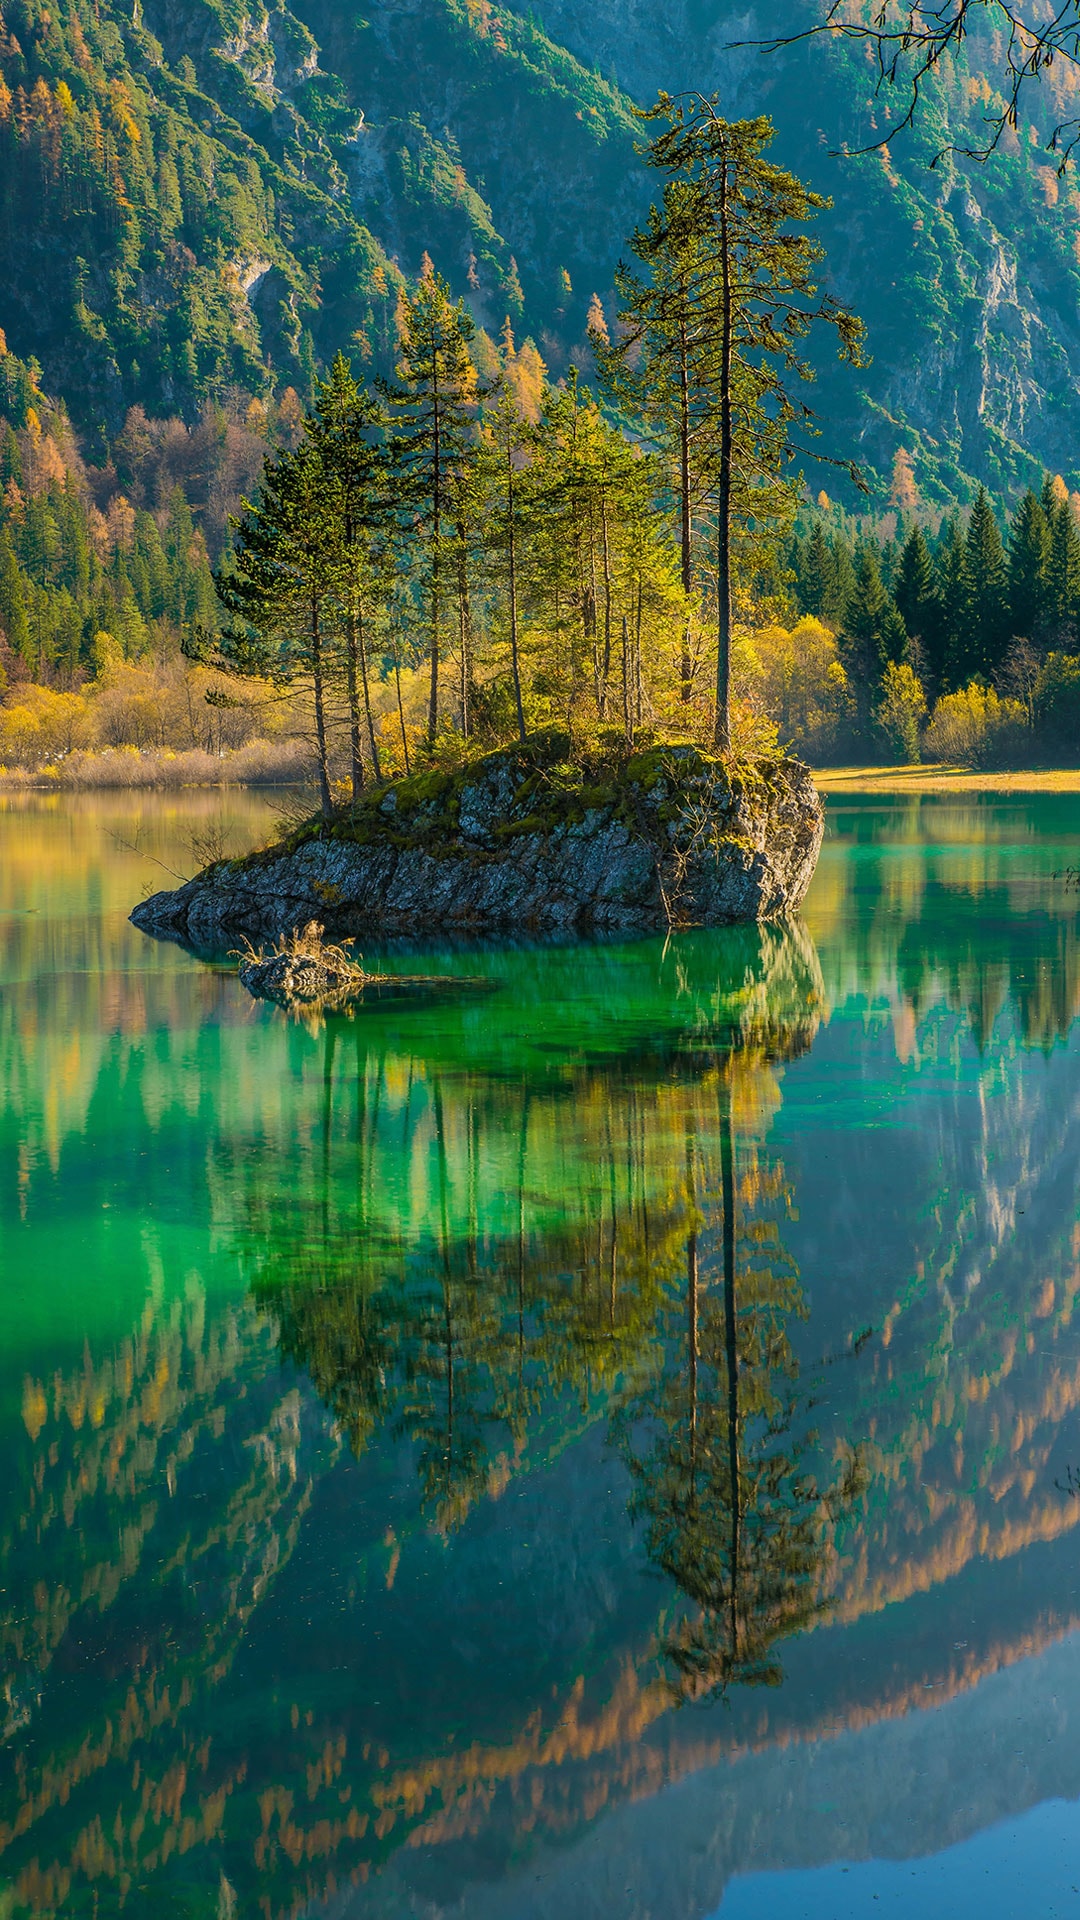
[4,795,1080,1917]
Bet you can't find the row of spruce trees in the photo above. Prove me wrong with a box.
[792,481,1080,706]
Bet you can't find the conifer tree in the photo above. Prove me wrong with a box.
[894,524,938,647]
[596,179,723,701]
[934,516,967,690]
[1007,490,1050,641]
[306,352,387,796]
[797,522,834,619]
[613,98,865,752]
[383,268,478,747]
[1046,494,1080,638]
[480,386,533,743]
[961,488,1008,679]
[205,443,339,815]
[828,534,858,628]
[0,536,28,664]
[840,549,907,727]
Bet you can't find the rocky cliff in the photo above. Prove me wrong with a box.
[130,736,824,948]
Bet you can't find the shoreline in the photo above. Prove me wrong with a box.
[813,765,1080,795]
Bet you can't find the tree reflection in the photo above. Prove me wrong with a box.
[619,1080,833,1703]
[242,923,844,1686]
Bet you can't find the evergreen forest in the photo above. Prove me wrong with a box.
[5,0,1080,778]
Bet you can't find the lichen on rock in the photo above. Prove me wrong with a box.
[131,731,824,949]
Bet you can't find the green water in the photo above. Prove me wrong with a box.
[4,790,1080,1920]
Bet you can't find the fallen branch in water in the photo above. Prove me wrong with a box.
[232,921,498,1019]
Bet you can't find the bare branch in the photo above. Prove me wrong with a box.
[739,1,1080,168]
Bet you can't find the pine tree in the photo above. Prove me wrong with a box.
[595,179,724,701]
[828,535,857,627]
[205,442,340,815]
[306,352,387,797]
[383,270,478,746]
[480,386,533,742]
[887,522,937,687]
[840,549,908,724]
[934,516,967,690]
[893,525,938,647]
[1046,496,1080,639]
[0,536,29,664]
[960,488,1008,679]
[798,522,834,618]
[1007,490,1050,641]
[608,99,865,751]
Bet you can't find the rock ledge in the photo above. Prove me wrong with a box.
[131,733,824,948]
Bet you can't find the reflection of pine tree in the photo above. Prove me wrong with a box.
[396,1110,496,1527]
[243,928,829,1536]
[620,1083,828,1701]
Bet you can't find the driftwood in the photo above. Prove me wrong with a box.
[234,923,494,1015]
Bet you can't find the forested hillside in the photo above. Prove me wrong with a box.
[4,0,1080,504]
[524,0,1080,505]
[0,0,639,447]
[6,0,1080,781]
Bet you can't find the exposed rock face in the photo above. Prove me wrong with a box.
[130,738,824,950]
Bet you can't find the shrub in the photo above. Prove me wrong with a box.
[742,616,855,760]
[875,661,927,763]
[923,683,1029,767]
[0,686,90,765]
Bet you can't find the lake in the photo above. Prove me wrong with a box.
[3,788,1080,1920]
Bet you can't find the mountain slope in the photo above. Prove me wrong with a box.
[0,0,647,447]
[512,0,1080,504]
[3,0,1080,504]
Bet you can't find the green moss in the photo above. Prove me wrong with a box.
[224,734,802,879]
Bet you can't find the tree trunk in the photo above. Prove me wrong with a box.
[599,488,613,719]
[635,575,644,727]
[311,592,333,818]
[456,518,472,740]
[686,1132,699,1511]
[356,607,382,781]
[394,642,411,775]
[429,387,442,748]
[720,1076,739,1658]
[508,439,527,743]
[345,611,365,803]
[714,149,734,757]
[679,321,694,703]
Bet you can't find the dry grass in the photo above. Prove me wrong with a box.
[813,763,1080,794]
[0,740,314,790]
[233,921,364,975]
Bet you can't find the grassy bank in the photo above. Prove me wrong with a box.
[0,741,314,791]
[814,764,1080,794]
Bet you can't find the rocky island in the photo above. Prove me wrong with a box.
[131,734,824,950]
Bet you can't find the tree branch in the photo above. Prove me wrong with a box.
[741,1,1080,168]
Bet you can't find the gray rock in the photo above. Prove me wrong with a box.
[130,739,824,949]
[237,948,362,1007]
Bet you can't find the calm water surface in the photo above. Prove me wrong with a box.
[3,789,1080,1919]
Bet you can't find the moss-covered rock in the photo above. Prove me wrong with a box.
[130,734,824,948]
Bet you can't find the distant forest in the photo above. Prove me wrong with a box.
[4,69,1080,783]
[3,304,1080,782]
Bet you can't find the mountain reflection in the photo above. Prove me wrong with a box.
[10,797,1080,1917]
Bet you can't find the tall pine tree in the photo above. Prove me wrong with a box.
[383,267,478,747]
[893,525,939,673]
[1007,490,1050,642]
[959,488,1008,680]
